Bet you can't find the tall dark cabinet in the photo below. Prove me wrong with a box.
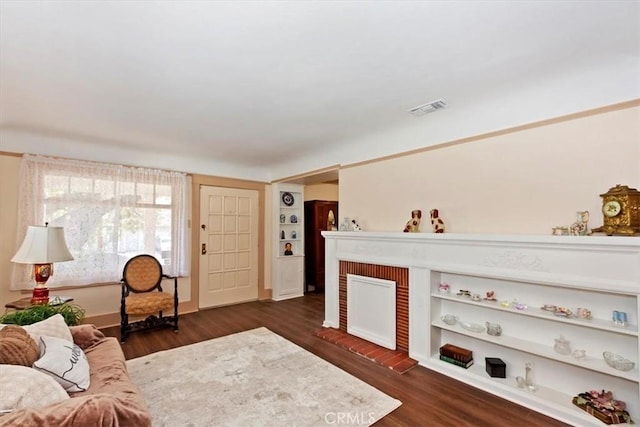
[304,200,338,293]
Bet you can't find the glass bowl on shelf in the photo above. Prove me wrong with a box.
[459,321,485,333]
[603,351,635,371]
[440,314,458,325]
[602,351,635,371]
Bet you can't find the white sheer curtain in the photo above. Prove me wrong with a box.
[11,155,189,289]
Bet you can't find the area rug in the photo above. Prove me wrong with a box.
[126,327,401,426]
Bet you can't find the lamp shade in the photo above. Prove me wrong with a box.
[11,225,74,264]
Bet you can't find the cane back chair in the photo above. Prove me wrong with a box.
[120,254,178,343]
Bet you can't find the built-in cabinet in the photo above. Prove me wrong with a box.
[304,200,338,293]
[321,232,640,426]
[272,183,304,301]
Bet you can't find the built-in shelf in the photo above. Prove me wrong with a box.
[272,184,305,301]
[432,293,638,336]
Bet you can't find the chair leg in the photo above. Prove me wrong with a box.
[173,277,179,332]
[120,312,128,343]
[173,303,179,332]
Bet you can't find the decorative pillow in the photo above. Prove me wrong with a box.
[23,314,73,343]
[0,364,70,412]
[33,335,91,392]
[0,325,39,366]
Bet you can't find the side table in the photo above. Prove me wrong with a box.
[4,296,74,311]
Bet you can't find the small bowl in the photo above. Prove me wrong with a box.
[603,351,635,371]
[554,307,573,317]
[441,314,458,325]
[460,321,485,333]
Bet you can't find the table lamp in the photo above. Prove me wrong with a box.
[11,223,74,305]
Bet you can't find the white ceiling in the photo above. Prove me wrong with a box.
[1,1,639,182]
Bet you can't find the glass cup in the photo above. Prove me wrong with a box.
[572,349,586,359]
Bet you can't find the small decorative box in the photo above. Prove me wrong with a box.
[485,357,506,378]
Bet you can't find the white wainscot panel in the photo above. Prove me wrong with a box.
[347,274,396,350]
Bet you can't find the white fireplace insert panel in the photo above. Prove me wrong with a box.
[346,274,396,350]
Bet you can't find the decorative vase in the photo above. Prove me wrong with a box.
[524,362,537,391]
[569,210,589,236]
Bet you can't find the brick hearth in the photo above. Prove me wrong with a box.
[314,327,417,373]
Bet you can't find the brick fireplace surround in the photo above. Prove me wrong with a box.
[338,261,409,352]
[314,261,417,373]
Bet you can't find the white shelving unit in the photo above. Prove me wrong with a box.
[272,183,304,301]
[321,232,640,426]
[427,270,638,426]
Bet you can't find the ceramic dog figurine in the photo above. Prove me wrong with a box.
[430,209,445,233]
[403,209,422,232]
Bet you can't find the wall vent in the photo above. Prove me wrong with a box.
[408,99,447,117]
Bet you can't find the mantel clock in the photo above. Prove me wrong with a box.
[591,185,640,236]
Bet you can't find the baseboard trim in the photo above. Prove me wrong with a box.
[85,301,199,329]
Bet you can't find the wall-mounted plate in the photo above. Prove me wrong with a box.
[282,192,295,206]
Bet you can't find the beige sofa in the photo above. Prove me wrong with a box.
[0,324,151,427]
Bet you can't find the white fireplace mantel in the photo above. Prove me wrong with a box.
[323,232,640,329]
[321,231,640,426]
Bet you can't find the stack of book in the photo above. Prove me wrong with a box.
[439,343,474,368]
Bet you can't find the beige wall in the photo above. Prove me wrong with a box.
[340,104,640,234]
[304,183,339,201]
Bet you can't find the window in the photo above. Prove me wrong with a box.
[11,155,189,289]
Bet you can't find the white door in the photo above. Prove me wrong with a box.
[199,186,259,309]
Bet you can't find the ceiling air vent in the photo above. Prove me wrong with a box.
[408,99,447,117]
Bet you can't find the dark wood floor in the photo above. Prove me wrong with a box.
[101,294,569,427]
